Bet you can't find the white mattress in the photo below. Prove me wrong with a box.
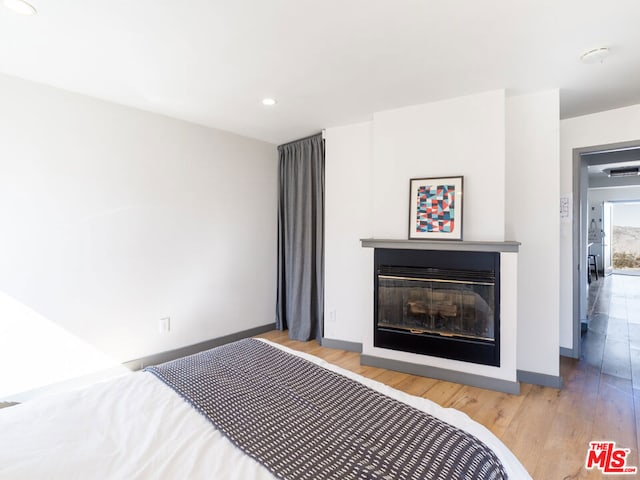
[0,339,531,479]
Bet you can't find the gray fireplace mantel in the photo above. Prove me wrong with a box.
[361,238,520,253]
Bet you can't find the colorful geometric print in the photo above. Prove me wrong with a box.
[416,184,456,233]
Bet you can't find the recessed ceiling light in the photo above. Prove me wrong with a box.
[3,0,37,15]
[580,47,610,64]
[261,98,277,106]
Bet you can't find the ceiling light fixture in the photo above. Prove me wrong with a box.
[3,0,37,15]
[604,166,640,178]
[261,98,277,106]
[580,47,610,64]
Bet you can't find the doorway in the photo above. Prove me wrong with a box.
[571,141,640,358]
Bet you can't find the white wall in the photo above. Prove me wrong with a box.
[505,90,560,376]
[325,91,508,346]
[0,74,277,363]
[560,104,640,349]
[325,89,562,379]
[589,186,640,210]
[324,122,373,343]
[371,90,506,241]
[613,202,640,227]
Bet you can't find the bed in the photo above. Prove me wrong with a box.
[0,338,531,479]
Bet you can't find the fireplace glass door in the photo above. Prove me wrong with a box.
[377,269,495,342]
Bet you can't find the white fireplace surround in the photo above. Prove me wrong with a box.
[361,239,520,394]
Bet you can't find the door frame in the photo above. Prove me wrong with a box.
[602,201,613,276]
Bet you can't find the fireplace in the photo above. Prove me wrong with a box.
[374,248,500,367]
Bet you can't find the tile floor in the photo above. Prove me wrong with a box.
[584,273,640,388]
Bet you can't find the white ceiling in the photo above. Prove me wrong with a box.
[1,0,640,145]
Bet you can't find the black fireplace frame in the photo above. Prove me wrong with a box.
[374,248,501,367]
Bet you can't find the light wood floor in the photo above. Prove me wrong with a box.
[257,274,640,480]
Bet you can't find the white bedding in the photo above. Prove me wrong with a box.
[0,339,531,479]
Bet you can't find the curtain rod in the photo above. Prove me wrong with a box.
[278,132,323,149]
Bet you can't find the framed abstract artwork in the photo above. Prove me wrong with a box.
[408,176,463,240]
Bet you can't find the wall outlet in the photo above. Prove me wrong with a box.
[158,317,171,333]
[327,310,336,323]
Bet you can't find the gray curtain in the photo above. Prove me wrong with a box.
[276,133,324,341]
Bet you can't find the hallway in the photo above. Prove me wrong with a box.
[582,272,640,471]
[584,274,640,385]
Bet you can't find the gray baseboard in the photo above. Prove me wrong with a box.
[320,338,363,353]
[360,354,520,395]
[560,346,578,359]
[517,369,563,389]
[124,322,275,370]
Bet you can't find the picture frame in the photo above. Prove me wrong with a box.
[408,176,463,240]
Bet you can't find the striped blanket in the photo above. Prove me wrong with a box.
[146,339,507,480]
